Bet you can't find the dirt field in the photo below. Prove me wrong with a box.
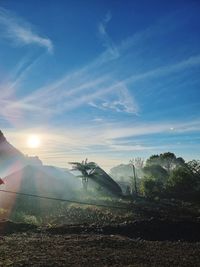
[0,233,200,267]
[0,214,200,267]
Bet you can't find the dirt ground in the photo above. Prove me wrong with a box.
[0,233,200,267]
[0,204,200,267]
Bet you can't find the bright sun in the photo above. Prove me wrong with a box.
[27,135,41,148]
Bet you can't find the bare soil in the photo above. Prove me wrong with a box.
[0,233,200,267]
[0,220,200,266]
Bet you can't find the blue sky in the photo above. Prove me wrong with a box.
[0,0,200,170]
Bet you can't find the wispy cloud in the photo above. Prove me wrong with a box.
[102,120,200,141]
[89,82,139,114]
[98,11,119,59]
[21,53,200,116]
[4,118,200,170]
[0,7,53,53]
[1,9,200,127]
[5,119,200,152]
[127,54,200,85]
[3,50,200,126]
[0,53,45,126]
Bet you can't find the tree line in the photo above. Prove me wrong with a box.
[110,152,200,202]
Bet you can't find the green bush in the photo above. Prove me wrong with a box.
[166,167,200,201]
[141,176,163,199]
[11,211,40,225]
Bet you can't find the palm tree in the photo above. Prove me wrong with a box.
[69,158,96,192]
[69,159,122,196]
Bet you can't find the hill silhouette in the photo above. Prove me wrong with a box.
[0,130,25,177]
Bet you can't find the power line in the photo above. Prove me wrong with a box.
[0,189,129,210]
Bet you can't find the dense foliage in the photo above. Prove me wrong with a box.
[141,153,200,202]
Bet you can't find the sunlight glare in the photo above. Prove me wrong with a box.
[27,135,41,148]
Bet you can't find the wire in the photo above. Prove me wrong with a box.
[0,189,129,210]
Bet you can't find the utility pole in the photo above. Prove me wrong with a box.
[130,160,137,195]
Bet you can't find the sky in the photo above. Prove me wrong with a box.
[0,0,200,170]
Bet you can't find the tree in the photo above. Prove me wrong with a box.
[134,157,145,169]
[142,163,167,199]
[146,152,185,174]
[186,160,200,178]
[146,155,160,166]
[140,153,200,201]
[69,158,94,191]
[141,152,187,199]
[141,176,163,199]
[166,167,199,200]
[160,152,179,173]
[143,164,168,184]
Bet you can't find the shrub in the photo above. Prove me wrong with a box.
[11,211,40,225]
[166,167,200,201]
[141,176,163,199]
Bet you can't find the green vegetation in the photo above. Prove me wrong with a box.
[141,153,200,202]
[11,212,41,225]
[2,196,134,226]
[109,152,200,203]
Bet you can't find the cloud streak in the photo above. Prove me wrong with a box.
[13,53,200,120]
[4,118,200,170]
[0,7,53,53]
